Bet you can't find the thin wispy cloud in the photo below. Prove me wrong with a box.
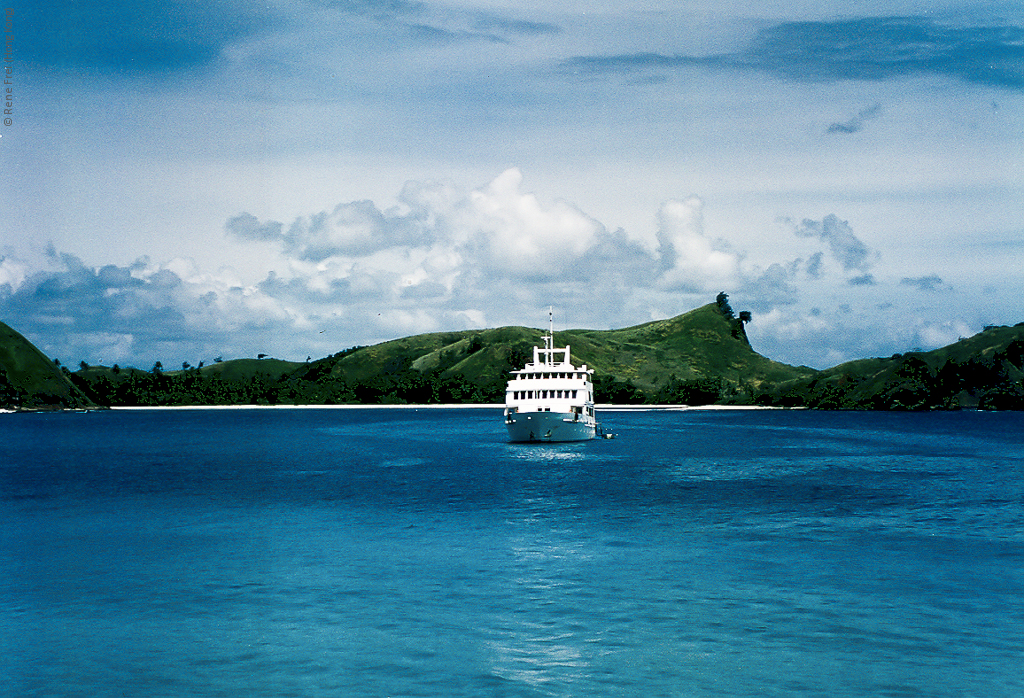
[901,275,949,292]
[563,17,1024,89]
[827,104,883,134]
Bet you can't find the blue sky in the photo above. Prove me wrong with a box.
[1,0,1022,369]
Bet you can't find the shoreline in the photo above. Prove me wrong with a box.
[105,403,779,411]
[4,403,784,414]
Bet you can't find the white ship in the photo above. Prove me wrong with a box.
[504,311,598,442]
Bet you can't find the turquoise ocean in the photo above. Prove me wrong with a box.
[2,407,1023,697]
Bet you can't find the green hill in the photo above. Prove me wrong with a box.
[759,323,1024,410]
[0,321,99,411]
[280,300,813,405]
[17,294,1022,409]
[63,297,808,406]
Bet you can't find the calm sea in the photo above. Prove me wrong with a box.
[2,407,1023,697]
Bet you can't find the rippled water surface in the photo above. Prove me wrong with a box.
[3,407,1023,697]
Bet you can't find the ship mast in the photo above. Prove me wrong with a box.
[548,306,554,352]
[535,306,570,367]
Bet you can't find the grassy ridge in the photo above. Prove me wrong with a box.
[5,300,1023,410]
[257,302,810,404]
[0,321,98,410]
[562,304,808,391]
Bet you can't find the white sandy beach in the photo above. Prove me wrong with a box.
[105,403,780,411]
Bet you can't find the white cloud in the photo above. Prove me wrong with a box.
[0,255,29,293]
[912,319,973,349]
[655,197,741,293]
[3,169,1016,370]
[462,168,603,278]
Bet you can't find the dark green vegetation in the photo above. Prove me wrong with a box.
[759,324,1024,410]
[3,295,1023,410]
[0,321,98,411]
[60,297,812,408]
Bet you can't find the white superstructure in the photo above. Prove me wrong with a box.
[504,310,597,442]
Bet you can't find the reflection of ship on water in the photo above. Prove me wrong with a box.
[503,310,597,442]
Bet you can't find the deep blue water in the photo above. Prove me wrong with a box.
[2,407,1023,697]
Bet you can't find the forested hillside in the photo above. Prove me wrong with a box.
[6,294,1023,410]
[66,295,807,406]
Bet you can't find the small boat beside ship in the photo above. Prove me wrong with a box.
[504,311,598,442]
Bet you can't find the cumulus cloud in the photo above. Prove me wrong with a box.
[0,255,31,295]
[3,170,989,370]
[228,168,637,287]
[225,213,284,242]
[462,168,605,279]
[912,318,973,348]
[11,170,743,364]
[791,214,877,273]
[742,261,801,311]
[0,250,302,366]
[655,196,741,293]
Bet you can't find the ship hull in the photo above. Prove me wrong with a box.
[505,411,596,442]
